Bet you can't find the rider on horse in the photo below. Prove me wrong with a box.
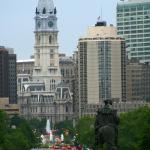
[94,99,119,150]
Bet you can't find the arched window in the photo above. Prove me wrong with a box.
[66,106,68,113]
[49,35,52,44]
[36,8,39,14]
[38,36,40,43]
[54,7,57,14]
[43,8,46,14]
[36,8,38,14]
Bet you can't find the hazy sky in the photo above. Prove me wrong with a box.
[0,0,119,59]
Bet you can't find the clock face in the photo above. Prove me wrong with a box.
[48,21,53,28]
[37,21,41,28]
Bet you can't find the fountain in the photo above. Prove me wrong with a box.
[46,119,53,142]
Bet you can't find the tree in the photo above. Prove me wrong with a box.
[74,107,150,150]
[0,111,42,149]
[138,125,150,150]
[10,116,41,148]
[0,110,9,147]
[28,118,46,134]
[55,120,74,135]
[3,130,30,150]
[118,106,150,150]
[75,116,95,148]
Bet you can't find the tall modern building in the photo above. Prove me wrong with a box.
[117,0,150,62]
[0,46,17,104]
[0,46,9,98]
[33,0,61,92]
[8,48,17,104]
[78,21,126,115]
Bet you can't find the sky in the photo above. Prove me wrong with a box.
[0,0,119,59]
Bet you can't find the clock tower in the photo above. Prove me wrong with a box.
[33,0,61,92]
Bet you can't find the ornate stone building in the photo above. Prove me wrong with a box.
[33,0,61,92]
[59,56,75,92]
[18,0,73,123]
[17,59,34,76]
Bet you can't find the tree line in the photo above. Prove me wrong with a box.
[0,111,43,150]
[0,106,150,149]
[74,106,150,149]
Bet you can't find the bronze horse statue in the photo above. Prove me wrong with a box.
[94,100,119,150]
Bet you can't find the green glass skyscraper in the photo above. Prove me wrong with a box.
[117,0,150,62]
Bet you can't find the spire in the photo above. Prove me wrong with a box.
[37,0,55,15]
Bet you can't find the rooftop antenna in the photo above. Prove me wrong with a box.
[101,6,103,21]
[97,0,103,22]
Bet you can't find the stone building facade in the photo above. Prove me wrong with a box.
[17,59,34,76]
[59,57,75,92]
[82,101,150,117]
[17,0,73,123]
[19,84,73,122]
[126,59,150,101]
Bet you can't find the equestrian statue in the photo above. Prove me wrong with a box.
[94,99,119,150]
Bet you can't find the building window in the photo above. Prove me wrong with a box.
[43,8,46,14]
[50,54,54,59]
[38,36,40,43]
[66,106,68,112]
[51,49,54,53]
[49,36,52,44]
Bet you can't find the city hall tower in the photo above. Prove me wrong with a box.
[33,0,61,92]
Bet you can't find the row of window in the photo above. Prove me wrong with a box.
[117,20,150,26]
[117,15,150,21]
[118,30,150,34]
[130,48,150,52]
[117,4,150,12]
[130,56,150,60]
[118,26,150,31]
[31,98,53,104]
[131,52,150,56]
[117,11,150,17]
[30,106,69,114]
[123,34,150,38]
[128,43,150,47]
[126,38,150,43]
[61,69,74,77]
[36,35,56,45]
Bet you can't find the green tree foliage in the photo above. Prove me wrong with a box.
[28,118,46,134]
[55,120,74,135]
[74,107,150,149]
[0,110,9,149]
[75,116,95,148]
[138,125,150,150]
[0,111,41,150]
[118,106,150,150]
[3,130,30,150]
[55,120,75,144]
